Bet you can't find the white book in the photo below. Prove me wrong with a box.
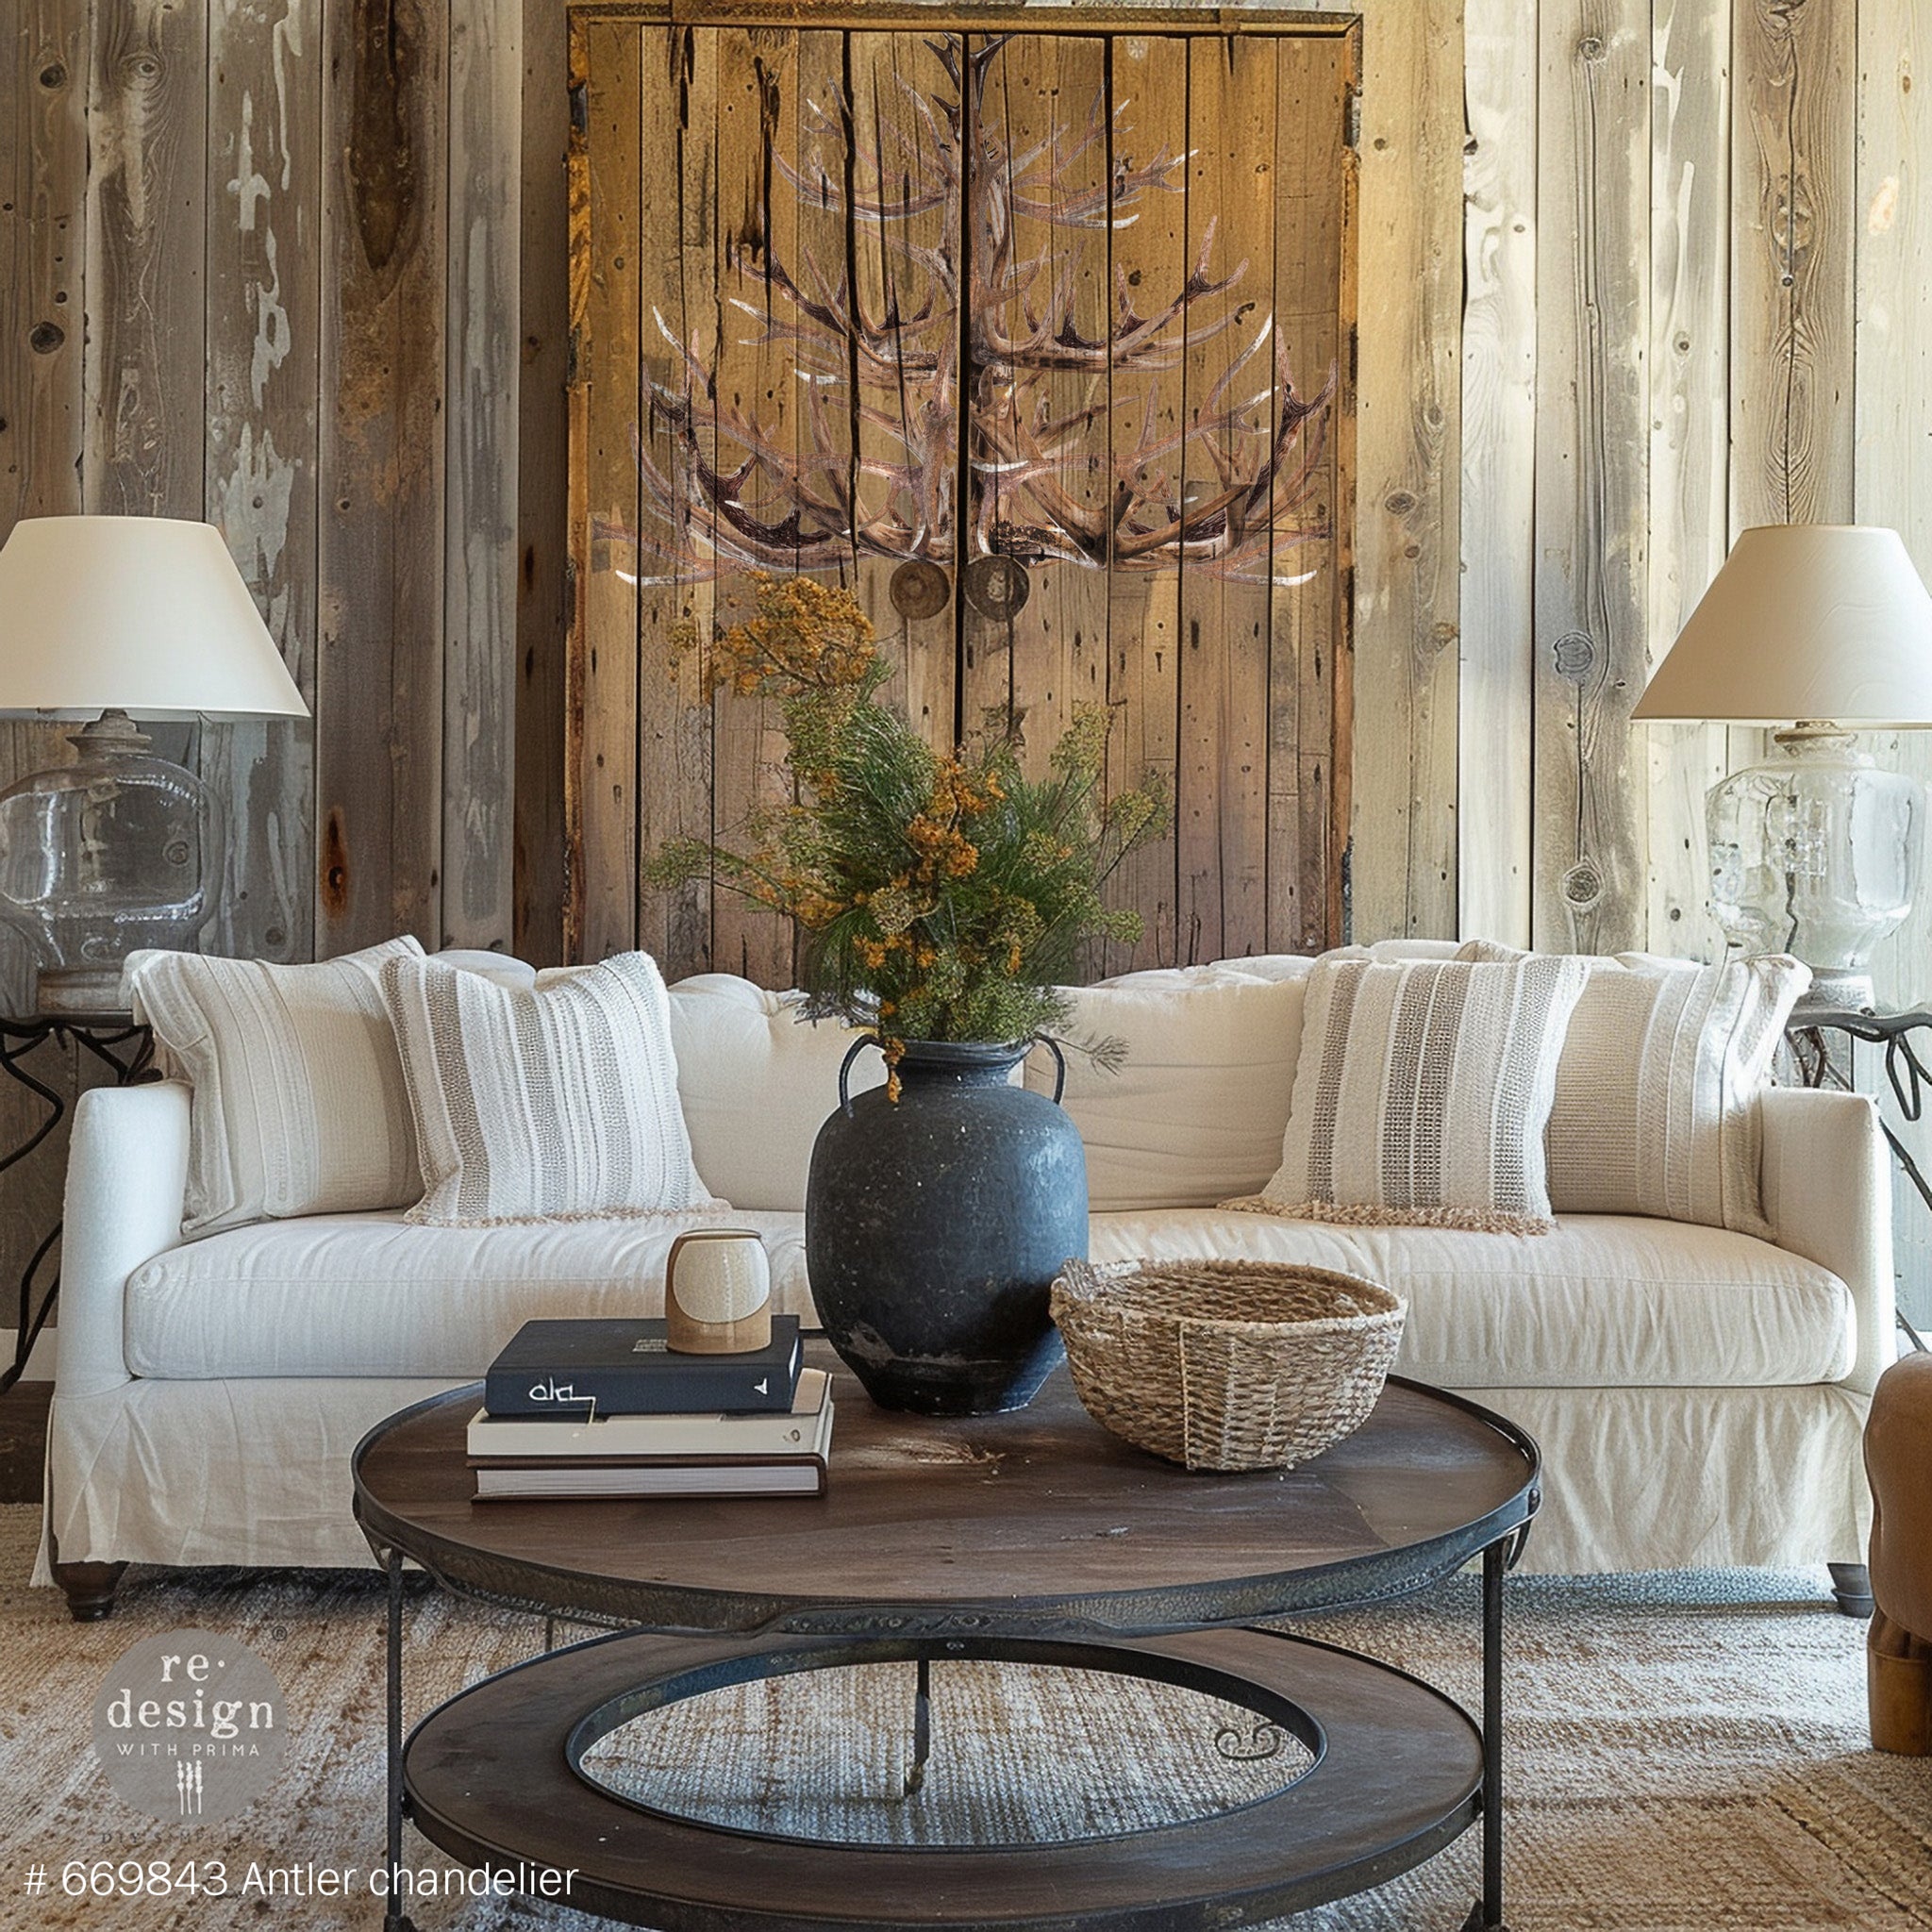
[474,1460,827,1500]
[468,1367,831,1460]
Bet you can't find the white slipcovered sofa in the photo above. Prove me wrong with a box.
[35,944,1892,1616]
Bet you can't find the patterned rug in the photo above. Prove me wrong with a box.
[3,1505,1928,1930]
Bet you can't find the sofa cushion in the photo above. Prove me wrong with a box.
[1458,942,1808,1239]
[125,937,426,1236]
[1246,952,1590,1231]
[667,975,886,1212]
[123,1209,811,1379]
[383,952,719,1225]
[1089,1210,1855,1389]
[1024,963,1309,1210]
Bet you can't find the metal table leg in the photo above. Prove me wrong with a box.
[385,1547,418,1932]
[1461,1538,1509,1932]
[903,1652,933,1795]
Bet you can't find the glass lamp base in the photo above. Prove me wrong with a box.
[1707,728,1923,993]
[1794,967,1878,1014]
[35,964,135,1018]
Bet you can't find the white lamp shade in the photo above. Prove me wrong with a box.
[0,516,309,719]
[1632,524,1932,726]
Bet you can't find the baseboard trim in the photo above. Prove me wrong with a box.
[0,1330,56,1383]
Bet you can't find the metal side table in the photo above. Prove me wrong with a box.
[0,1012,155,1397]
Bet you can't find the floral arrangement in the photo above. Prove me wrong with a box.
[649,574,1167,1088]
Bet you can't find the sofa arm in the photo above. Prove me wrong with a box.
[55,1080,191,1398]
[1760,1085,1894,1397]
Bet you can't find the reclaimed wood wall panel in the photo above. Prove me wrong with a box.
[573,15,643,967]
[635,18,718,980]
[1349,0,1461,942]
[316,0,449,955]
[1531,0,1649,956]
[842,29,953,765]
[202,0,322,965]
[573,16,1357,980]
[708,22,797,987]
[1857,0,1932,1306]
[1644,0,1730,965]
[512,0,572,966]
[1269,27,1354,957]
[442,0,521,952]
[1176,33,1277,964]
[1458,0,1537,950]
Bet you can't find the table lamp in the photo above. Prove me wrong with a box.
[0,517,309,1014]
[1633,524,1932,1010]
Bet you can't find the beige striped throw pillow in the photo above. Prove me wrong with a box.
[1457,942,1810,1236]
[1234,953,1591,1233]
[381,951,721,1226]
[125,938,426,1236]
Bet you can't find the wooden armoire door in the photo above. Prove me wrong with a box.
[568,9,1357,985]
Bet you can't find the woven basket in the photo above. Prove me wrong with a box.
[1050,1257,1407,1472]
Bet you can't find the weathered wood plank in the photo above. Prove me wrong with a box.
[443,0,522,952]
[708,21,796,987]
[316,0,448,954]
[1644,0,1731,965]
[0,0,90,1307]
[1269,31,1350,958]
[965,34,1109,786]
[842,29,954,755]
[513,0,572,967]
[1531,0,1649,956]
[1735,0,1857,533]
[575,15,642,965]
[1103,32,1189,972]
[633,19,714,980]
[201,0,322,966]
[85,0,208,522]
[1457,0,1536,950]
[1177,33,1275,964]
[1856,0,1932,1324]
[1350,0,1460,942]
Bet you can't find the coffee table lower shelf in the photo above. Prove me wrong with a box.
[400,1624,1485,1932]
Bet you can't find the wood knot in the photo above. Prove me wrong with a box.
[1384,490,1417,517]
[38,61,65,88]
[1560,861,1604,910]
[28,322,63,355]
[1552,631,1596,681]
[1578,34,1605,61]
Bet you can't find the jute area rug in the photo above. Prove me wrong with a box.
[3,1505,1928,1931]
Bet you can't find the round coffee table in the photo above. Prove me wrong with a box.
[353,1352,1539,1932]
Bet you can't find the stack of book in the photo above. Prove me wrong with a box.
[468,1315,832,1500]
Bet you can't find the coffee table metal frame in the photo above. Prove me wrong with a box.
[353,1374,1539,1932]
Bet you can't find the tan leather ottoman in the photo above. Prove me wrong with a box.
[1867,1351,1932,1753]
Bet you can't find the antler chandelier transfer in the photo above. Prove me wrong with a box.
[630,34,1333,587]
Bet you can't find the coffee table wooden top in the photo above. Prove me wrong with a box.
[353,1350,1538,1637]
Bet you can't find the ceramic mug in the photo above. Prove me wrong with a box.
[664,1228,773,1355]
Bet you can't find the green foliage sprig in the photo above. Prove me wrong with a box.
[648,574,1169,1089]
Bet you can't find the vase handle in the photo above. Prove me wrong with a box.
[838,1034,879,1112]
[1039,1035,1068,1107]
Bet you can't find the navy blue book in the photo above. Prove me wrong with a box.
[484,1317,803,1419]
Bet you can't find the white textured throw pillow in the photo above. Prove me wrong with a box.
[125,938,426,1236]
[1023,964,1311,1211]
[382,951,721,1226]
[1238,952,1591,1232]
[1457,942,1810,1236]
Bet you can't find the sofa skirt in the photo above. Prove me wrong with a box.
[36,1373,1871,1586]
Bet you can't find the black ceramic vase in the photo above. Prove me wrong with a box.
[805,1037,1089,1416]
